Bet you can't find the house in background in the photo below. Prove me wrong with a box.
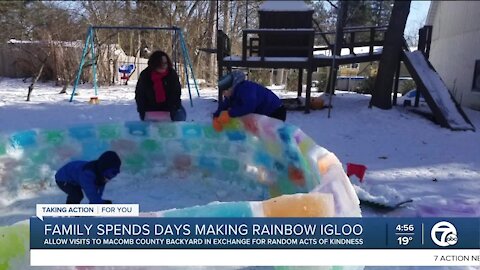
[426,1,480,110]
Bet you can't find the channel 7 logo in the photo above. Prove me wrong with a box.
[431,221,458,247]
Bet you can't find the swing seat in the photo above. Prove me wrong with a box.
[119,64,136,81]
[118,64,135,74]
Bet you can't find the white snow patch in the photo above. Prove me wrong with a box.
[353,183,407,206]
[0,79,479,224]
[258,0,313,12]
[224,56,309,62]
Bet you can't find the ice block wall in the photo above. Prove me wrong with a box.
[0,114,359,216]
[0,114,361,270]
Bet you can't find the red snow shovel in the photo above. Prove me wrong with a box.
[346,163,367,182]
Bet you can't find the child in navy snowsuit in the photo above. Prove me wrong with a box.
[55,151,121,204]
[213,71,286,131]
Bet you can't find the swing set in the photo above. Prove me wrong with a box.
[70,25,200,107]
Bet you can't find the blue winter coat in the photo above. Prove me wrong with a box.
[214,80,282,117]
[55,161,105,204]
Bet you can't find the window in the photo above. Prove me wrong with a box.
[473,60,480,92]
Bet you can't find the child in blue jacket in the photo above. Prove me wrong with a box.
[55,151,121,204]
[213,71,286,131]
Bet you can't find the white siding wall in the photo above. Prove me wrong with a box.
[428,1,480,110]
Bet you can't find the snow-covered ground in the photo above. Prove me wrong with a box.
[0,78,479,269]
[1,77,479,219]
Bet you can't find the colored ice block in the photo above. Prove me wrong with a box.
[10,130,37,148]
[162,201,253,217]
[125,121,149,136]
[69,125,96,140]
[145,111,170,122]
[262,193,335,217]
[0,114,362,269]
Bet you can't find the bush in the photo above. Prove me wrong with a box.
[358,66,377,94]
[315,67,329,92]
[247,69,271,86]
[285,69,329,93]
[400,79,416,95]
[359,74,376,94]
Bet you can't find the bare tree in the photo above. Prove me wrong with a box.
[2,0,279,89]
[204,0,217,83]
[222,0,230,35]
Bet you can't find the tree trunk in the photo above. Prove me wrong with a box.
[222,0,230,35]
[27,52,51,101]
[129,32,134,56]
[106,43,112,85]
[148,31,154,56]
[112,58,117,85]
[125,0,131,23]
[210,20,217,83]
[370,0,411,109]
[284,70,289,88]
[135,32,141,83]
[328,0,348,95]
[205,0,216,83]
[59,75,76,94]
[186,1,201,23]
[232,1,241,36]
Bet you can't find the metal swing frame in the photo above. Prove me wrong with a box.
[70,25,200,107]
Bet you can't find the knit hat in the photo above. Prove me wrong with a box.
[218,71,246,91]
[97,151,121,174]
[231,71,246,88]
[218,74,233,91]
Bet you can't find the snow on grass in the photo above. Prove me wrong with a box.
[284,91,480,217]
[354,183,408,207]
[0,78,479,223]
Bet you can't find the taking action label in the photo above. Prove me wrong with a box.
[36,204,139,220]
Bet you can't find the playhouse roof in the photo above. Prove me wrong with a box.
[258,0,313,12]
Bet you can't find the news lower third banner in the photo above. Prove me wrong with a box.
[30,217,480,266]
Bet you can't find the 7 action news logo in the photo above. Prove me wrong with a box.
[431,221,458,247]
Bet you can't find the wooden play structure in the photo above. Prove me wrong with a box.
[217,1,390,113]
[215,0,474,131]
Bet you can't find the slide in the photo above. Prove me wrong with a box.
[402,50,475,131]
